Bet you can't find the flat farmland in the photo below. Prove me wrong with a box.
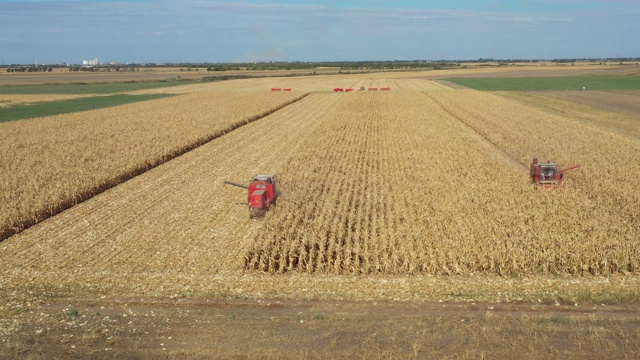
[543,90,640,118]
[1,74,639,358]
[0,69,218,85]
[0,89,306,240]
[3,62,638,86]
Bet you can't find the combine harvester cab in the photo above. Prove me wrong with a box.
[530,158,580,188]
[247,174,278,218]
[224,174,278,218]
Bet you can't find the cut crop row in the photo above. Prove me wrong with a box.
[0,89,306,241]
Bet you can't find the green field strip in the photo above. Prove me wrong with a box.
[0,94,175,122]
[0,80,189,95]
[444,75,640,91]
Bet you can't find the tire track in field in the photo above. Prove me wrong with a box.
[422,91,529,173]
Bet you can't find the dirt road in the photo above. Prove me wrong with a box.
[3,297,639,359]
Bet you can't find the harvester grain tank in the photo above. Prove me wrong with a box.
[224,174,278,218]
[530,158,580,186]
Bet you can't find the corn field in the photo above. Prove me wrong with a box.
[0,78,639,294]
[244,89,640,275]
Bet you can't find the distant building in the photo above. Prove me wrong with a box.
[82,58,99,66]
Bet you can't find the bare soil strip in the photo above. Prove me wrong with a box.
[433,79,469,89]
[2,297,639,359]
[544,90,640,118]
[0,94,92,106]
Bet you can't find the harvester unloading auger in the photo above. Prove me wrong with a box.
[224,174,278,218]
[530,158,580,187]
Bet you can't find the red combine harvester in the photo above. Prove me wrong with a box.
[530,158,580,187]
[224,175,278,218]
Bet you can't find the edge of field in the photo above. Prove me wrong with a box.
[441,75,640,91]
[0,94,177,123]
[3,293,638,359]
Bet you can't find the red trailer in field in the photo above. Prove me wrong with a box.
[224,175,278,218]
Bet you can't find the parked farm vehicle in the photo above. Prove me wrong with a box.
[224,174,278,218]
[530,158,580,187]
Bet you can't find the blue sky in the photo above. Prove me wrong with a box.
[0,0,638,64]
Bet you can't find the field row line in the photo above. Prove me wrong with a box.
[422,91,528,173]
